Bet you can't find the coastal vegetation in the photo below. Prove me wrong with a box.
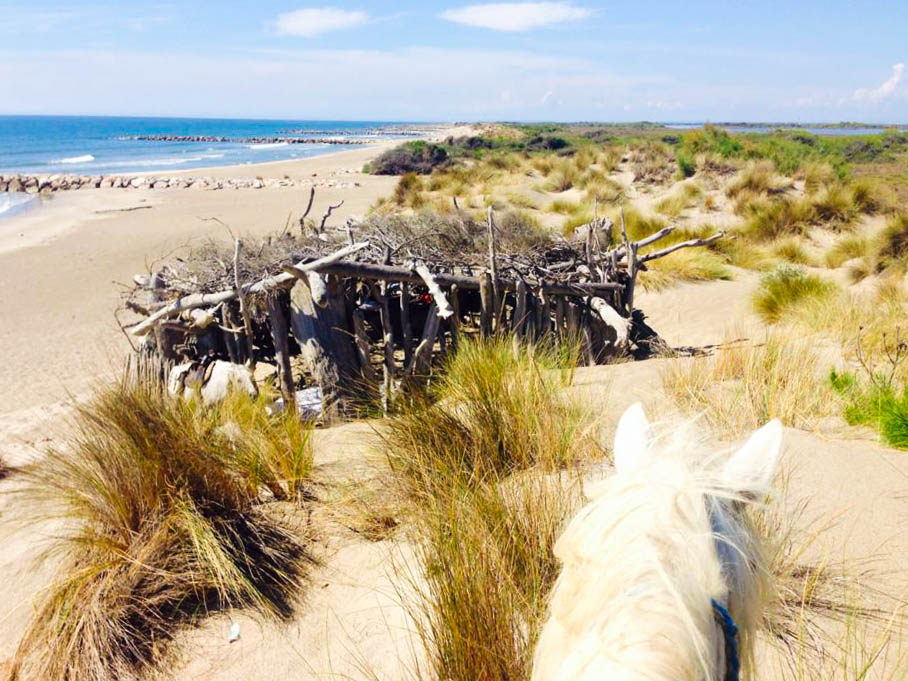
[8,377,314,681]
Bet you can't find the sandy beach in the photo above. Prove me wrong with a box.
[0,142,403,420]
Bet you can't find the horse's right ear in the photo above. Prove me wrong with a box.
[723,419,782,496]
[613,402,652,474]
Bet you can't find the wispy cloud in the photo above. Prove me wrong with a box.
[274,8,368,37]
[852,62,905,103]
[441,2,591,31]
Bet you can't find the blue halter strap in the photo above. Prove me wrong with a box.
[710,599,740,681]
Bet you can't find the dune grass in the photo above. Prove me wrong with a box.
[653,181,702,216]
[726,161,791,200]
[771,237,815,265]
[662,332,832,434]
[8,378,313,681]
[873,213,908,273]
[824,234,869,268]
[382,338,599,681]
[739,197,817,241]
[752,265,838,323]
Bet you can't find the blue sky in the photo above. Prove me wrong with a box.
[0,1,905,122]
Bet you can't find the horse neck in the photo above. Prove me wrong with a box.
[535,467,742,681]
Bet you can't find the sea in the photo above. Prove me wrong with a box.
[0,115,425,217]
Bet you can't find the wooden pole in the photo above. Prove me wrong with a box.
[555,296,566,337]
[409,303,442,375]
[266,293,295,409]
[486,206,501,325]
[537,289,551,338]
[399,281,413,367]
[374,282,396,413]
[234,239,257,370]
[449,284,461,350]
[352,308,378,382]
[512,279,528,336]
[479,271,493,339]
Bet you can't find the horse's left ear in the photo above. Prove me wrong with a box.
[723,419,782,496]
[613,402,652,475]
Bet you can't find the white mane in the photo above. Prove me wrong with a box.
[533,404,781,681]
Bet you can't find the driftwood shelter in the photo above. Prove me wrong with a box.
[123,198,722,418]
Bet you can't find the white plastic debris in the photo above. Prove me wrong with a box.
[267,387,324,420]
[228,622,241,643]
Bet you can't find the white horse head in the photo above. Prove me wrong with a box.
[533,403,782,681]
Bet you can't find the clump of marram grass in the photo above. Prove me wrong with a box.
[824,234,869,268]
[850,179,895,216]
[752,265,837,323]
[8,378,313,681]
[661,332,833,434]
[393,172,425,207]
[739,197,817,241]
[771,237,815,265]
[725,160,792,200]
[383,337,596,498]
[873,213,908,273]
[383,337,598,681]
[653,181,702,217]
[400,473,581,681]
[629,140,675,185]
[800,161,837,194]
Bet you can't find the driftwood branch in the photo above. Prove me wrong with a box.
[318,200,344,233]
[638,232,724,263]
[299,186,316,235]
[234,239,256,369]
[130,241,370,336]
[413,262,454,319]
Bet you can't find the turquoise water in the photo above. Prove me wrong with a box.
[0,116,423,176]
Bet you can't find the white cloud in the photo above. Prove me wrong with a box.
[441,2,591,31]
[852,62,905,103]
[275,8,368,37]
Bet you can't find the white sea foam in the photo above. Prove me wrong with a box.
[247,142,289,150]
[49,154,95,164]
[0,192,37,218]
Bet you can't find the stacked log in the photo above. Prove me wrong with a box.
[124,210,722,419]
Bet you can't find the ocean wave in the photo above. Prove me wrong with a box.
[49,154,95,165]
[0,192,37,217]
[246,142,288,150]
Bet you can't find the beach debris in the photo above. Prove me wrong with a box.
[122,199,722,418]
[227,622,241,643]
[0,174,363,195]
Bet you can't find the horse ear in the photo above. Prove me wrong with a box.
[613,403,651,474]
[723,419,782,496]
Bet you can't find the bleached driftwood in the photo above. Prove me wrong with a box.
[413,262,454,319]
[130,241,369,336]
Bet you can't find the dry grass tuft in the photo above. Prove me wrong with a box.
[383,338,600,681]
[8,378,313,681]
[824,234,870,269]
[662,332,833,434]
[726,161,792,200]
[752,265,838,323]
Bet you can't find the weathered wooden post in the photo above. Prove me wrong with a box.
[266,292,295,408]
[289,272,360,419]
[479,271,494,339]
[399,281,413,366]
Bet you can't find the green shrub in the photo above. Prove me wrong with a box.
[371,141,449,175]
[753,265,837,323]
[677,152,696,178]
[830,369,908,449]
